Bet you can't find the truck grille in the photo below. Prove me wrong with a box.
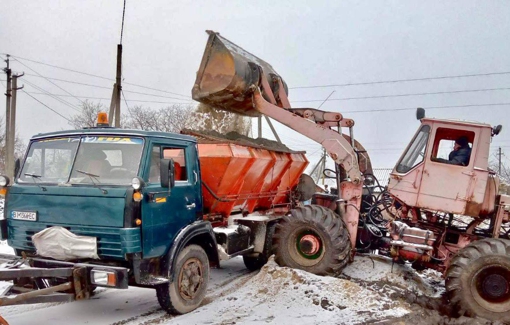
[8,221,125,260]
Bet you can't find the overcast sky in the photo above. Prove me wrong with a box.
[1,1,509,172]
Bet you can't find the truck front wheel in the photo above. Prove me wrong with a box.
[156,244,210,314]
[445,238,510,322]
[273,205,351,276]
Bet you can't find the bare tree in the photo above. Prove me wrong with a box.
[69,100,252,137]
[69,100,106,129]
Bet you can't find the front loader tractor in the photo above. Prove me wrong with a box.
[192,31,510,322]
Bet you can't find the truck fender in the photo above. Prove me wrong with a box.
[163,221,219,282]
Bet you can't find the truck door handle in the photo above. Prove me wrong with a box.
[186,202,196,210]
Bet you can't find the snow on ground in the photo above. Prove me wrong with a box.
[0,241,14,255]
[175,257,410,325]
[0,247,488,325]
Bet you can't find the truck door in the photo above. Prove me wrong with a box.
[141,142,200,258]
[417,126,476,214]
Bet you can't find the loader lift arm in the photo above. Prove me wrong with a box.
[192,30,370,248]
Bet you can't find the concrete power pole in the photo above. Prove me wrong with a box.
[109,45,122,127]
[3,55,12,176]
[8,74,24,178]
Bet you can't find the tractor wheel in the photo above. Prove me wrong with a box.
[272,205,351,276]
[156,244,209,314]
[445,238,510,322]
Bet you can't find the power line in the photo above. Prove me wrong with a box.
[121,89,130,110]
[22,90,72,122]
[23,91,191,105]
[342,102,510,114]
[23,79,81,112]
[290,71,510,89]
[123,82,190,99]
[8,54,112,80]
[15,58,85,106]
[24,74,111,89]
[293,87,510,103]
[8,54,190,98]
[23,74,191,100]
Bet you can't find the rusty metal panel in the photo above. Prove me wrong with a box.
[192,30,288,117]
[0,267,73,280]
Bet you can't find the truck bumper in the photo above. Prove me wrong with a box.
[0,253,129,307]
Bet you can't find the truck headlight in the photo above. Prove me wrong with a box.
[91,270,117,287]
[131,177,144,190]
[0,176,10,187]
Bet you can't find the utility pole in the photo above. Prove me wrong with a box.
[109,45,122,127]
[114,44,122,127]
[3,55,12,176]
[8,74,24,178]
[499,147,502,175]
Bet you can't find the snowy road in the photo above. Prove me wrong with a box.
[0,247,253,325]
[0,241,488,325]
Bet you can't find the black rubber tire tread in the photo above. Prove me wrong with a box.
[243,223,276,271]
[445,238,510,322]
[272,205,351,276]
[156,244,209,315]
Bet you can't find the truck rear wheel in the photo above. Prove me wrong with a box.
[156,244,209,314]
[272,205,351,276]
[445,238,510,322]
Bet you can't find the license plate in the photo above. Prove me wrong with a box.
[12,211,37,221]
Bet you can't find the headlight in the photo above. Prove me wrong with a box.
[131,177,144,190]
[0,176,10,187]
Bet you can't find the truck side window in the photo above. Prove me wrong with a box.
[396,125,430,173]
[163,148,188,182]
[430,128,474,167]
[148,146,162,183]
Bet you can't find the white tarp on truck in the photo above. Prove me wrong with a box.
[32,226,99,260]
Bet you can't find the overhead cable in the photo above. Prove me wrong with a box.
[291,71,510,89]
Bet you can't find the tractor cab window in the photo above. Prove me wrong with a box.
[430,128,474,167]
[396,125,430,173]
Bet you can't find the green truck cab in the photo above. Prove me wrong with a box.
[0,127,219,314]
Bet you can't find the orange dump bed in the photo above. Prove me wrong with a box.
[186,131,308,222]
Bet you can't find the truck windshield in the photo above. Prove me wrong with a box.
[19,136,144,185]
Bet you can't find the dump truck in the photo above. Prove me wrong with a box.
[0,124,315,315]
[189,31,510,322]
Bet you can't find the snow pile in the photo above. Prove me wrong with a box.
[0,241,14,255]
[343,255,445,298]
[174,257,410,325]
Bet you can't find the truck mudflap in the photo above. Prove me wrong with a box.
[0,253,128,307]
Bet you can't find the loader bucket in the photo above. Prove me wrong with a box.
[192,30,288,117]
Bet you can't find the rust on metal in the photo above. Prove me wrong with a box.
[0,282,72,307]
[192,30,287,117]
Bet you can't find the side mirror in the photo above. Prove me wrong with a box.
[492,125,503,136]
[14,158,20,178]
[160,158,175,189]
[416,107,426,120]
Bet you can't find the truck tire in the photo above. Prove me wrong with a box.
[243,223,276,271]
[445,238,510,322]
[156,244,209,314]
[272,205,351,276]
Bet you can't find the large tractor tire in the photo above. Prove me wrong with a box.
[445,238,510,323]
[272,205,351,276]
[156,244,209,314]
